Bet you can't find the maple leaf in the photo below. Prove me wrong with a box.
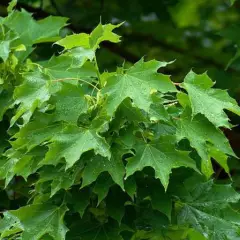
[2,148,44,185]
[176,109,235,177]
[42,125,111,168]
[11,114,64,151]
[0,89,13,121]
[0,204,68,240]
[102,58,176,116]
[51,83,88,124]
[81,146,125,190]
[56,23,122,50]
[11,71,51,125]
[4,10,68,45]
[67,219,124,240]
[93,173,114,205]
[181,71,240,128]
[40,54,97,80]
[176,176,240,240]
[37,162,82,197]
[126,136,198,190]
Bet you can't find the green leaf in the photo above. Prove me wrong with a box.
[90,22,123,49]
[52,83,88,124]
[106,187,126,224]
[7,0,17,13]
[56,22,122,50]
[138,177,172,220]
[102,58,176,116]
[176,109,235,178]
[37,162,83,197]
[40,55,97,81]
[0,89,13,121]
[82,147,125,190]
[126,136,198,190]
[93,174,114,205]
[67,219,124,240]
[176,176,240,240]
[4,148,44,182]
[11,114,64,151]
[11,71,51,125]
[56,33,90,50]
[182,71,240,128]
[0,157,15,186]
[0,204,68,240]
[42,125,111,168]
[4,10,68,45]
[71,187,91,217]
[124,176,137,200]
[0,41,11,61]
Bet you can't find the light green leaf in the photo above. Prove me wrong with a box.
[56,33,90,50]
[42,125,111,168]
[90,22,123,49]
[126,136,198,190]
[7,0,17,13]
[102,58,176,116]
[182,71,240,128]
[0,204,68,240]
[56,22,122,50]
[0,41,11,61]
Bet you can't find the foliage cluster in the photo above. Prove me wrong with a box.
[0,1,240,240]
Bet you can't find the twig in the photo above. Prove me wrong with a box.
[52,77,100,91]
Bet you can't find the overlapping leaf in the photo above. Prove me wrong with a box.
[0,6,240,240]
[81,147,125,190]
[102,58,176,116]
[176,176,240,240]
[176,109,235,177]
[42,125,111,168]
[181,71,240,128]
[0,204,68,240]
[126,136,198,190]
[56,23,122,51]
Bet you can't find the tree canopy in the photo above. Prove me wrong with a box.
[0,0,240,239]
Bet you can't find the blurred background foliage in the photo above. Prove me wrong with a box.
[1,0,240,178]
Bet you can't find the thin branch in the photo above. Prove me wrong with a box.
[51,77,100,91]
